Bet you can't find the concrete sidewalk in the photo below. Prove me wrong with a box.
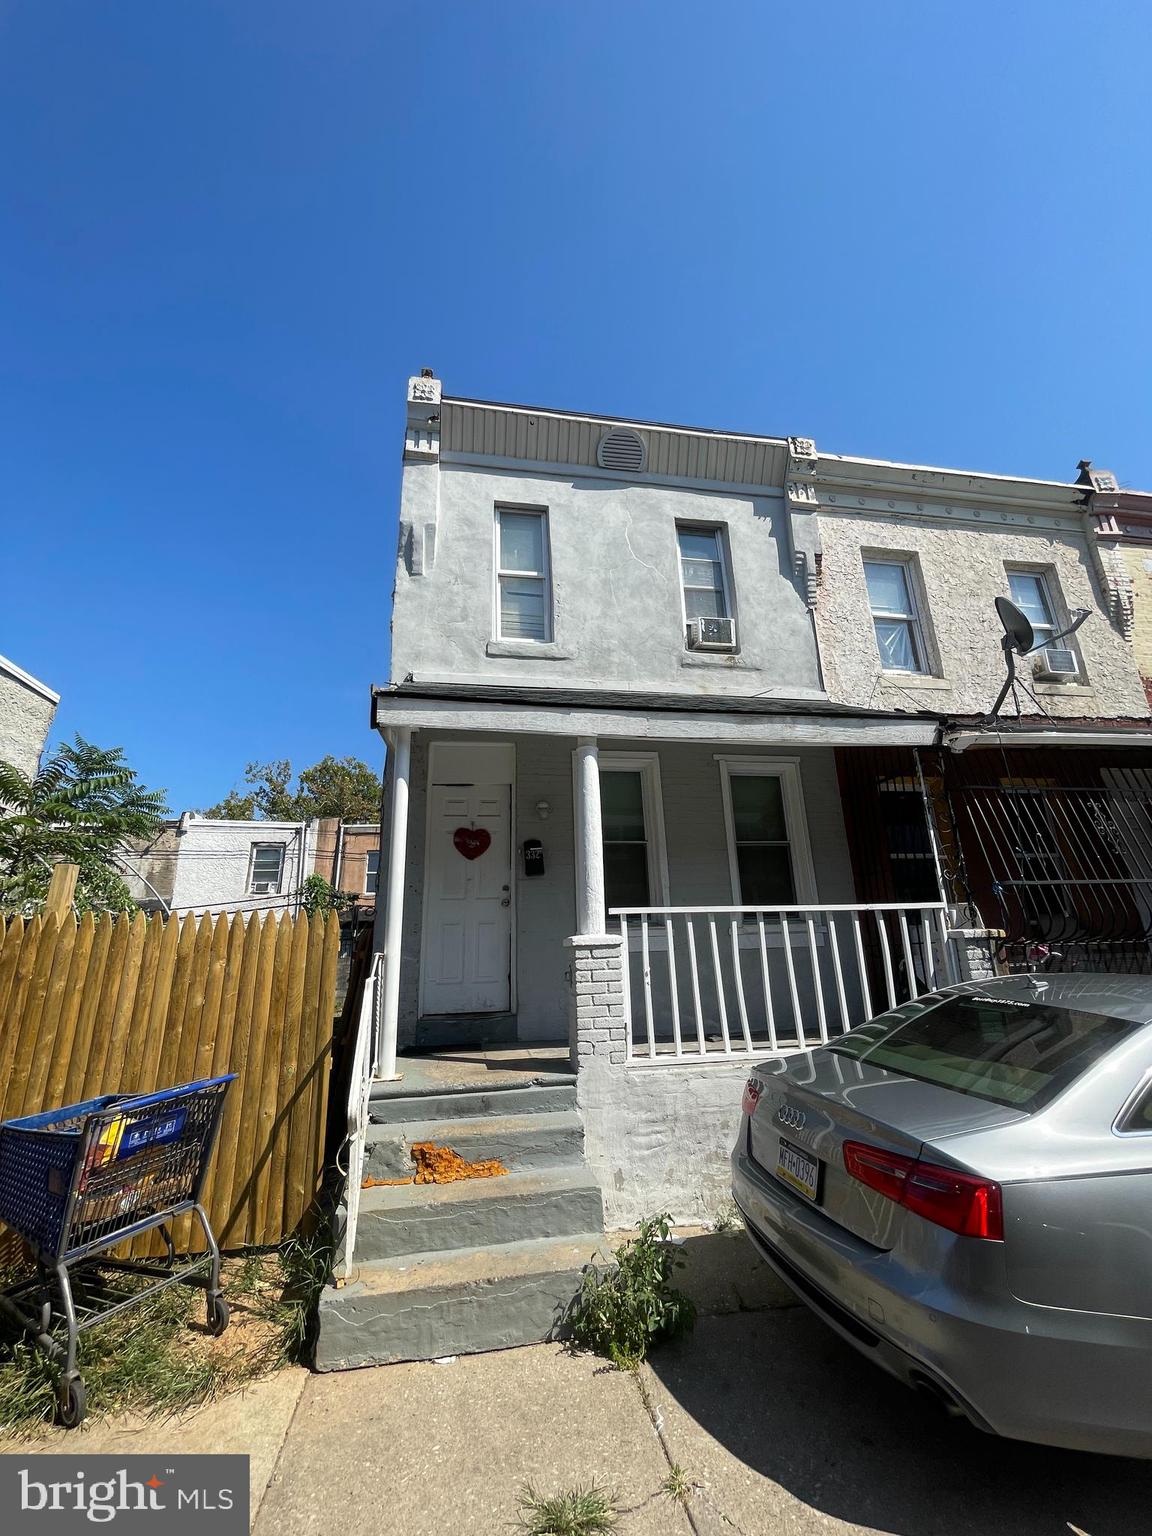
[8,1230,1152,1534]
[13,1312,1152,1533]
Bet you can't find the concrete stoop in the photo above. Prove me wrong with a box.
[316,1079,607,1371]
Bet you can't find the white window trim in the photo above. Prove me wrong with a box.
[863,554,931,676]
[494,504,553,643]
[248,842,285,895]
[676,523,734,641]
[572,750,671,918]
[715,756,817,905]
[364,849,380,896]
[1004,564,1061,650]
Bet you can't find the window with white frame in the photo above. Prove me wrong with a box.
[496,507,551,641]
[717,758,816,906]
[677,526,731,637]
[249,843,285,895]
[364,849,380,896]
[574,752,668,914]
[1006,568,1058,650]
[864,557,928,674]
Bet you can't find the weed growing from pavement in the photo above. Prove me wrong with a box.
[515,1479,618,1535]
[0,1234,331,1437]
[711,1201,743,1234]
[566,1213,695,1371]
[661,1465,692,1505]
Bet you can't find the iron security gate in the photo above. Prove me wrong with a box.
[944,756,1152,973]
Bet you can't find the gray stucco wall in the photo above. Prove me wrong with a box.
[392,464,823,699]
[578,1055,749,1227]
[817,512,1148,719]
[0,668,57,777]
[395,731,856,1045]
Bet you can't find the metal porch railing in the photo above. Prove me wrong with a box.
[610,903,959,1063]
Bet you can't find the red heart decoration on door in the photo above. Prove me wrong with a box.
[453,827,491,860]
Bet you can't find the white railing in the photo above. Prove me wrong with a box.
[610,903,958,1063]
[336,950,382,1282]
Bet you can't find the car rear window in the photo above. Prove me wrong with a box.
[827,993,1142,1112]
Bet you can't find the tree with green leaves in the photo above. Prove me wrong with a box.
[0,737,168,915]
[203,756,380,823]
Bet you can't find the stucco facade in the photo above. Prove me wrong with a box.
[391,388,823,700]
[370,376,1152,1226]
[123,815,316,915]
[0,654,59,777]
[806,454,1149,720]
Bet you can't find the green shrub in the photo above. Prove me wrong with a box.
[566,1213,695,1370]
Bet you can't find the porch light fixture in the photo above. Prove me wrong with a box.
[535,800,552,820]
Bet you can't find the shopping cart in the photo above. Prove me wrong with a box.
[0,1074,236,1426]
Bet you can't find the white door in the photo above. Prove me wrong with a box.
[421,783,512,1015]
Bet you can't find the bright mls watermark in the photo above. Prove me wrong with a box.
[1,1455,248,1532]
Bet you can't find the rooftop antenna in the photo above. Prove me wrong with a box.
[988,597,1091,720]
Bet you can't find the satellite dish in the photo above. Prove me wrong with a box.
[995,597,1034,656]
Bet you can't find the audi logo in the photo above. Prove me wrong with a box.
[775,1104,807,1132]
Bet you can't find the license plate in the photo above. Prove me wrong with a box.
[776,1137,820,1203]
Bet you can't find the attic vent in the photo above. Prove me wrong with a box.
[597,427,646,474]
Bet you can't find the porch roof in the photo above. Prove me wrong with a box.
[371,679,942,747]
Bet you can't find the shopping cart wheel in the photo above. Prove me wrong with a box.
[57,1378,86,1429]
[206,1295,230,1336]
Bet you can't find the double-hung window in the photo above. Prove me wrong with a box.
[1007,569,1057,650]
[864,557,927,673]
[677,526,731,636]
[578,753,668,915]
[718,758,816,906]
[496,508,551,641]
[249,843,285,895]
[364,849,380,896]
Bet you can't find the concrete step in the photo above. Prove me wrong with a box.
[354,1166,605,1262]
[315,1232,610,1370]
[369,1080,576,1126]
[413,1013,517,1050]
[363,1109,585,1181]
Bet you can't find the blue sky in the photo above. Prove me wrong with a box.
[3,1,1150,811]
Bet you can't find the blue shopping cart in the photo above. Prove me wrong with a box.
[0,1075,235,1426]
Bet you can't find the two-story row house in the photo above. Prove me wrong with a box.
[366,373,1151,1226]
[316,375,1152,1370]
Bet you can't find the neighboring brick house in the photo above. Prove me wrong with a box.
[0,653,59,777]
[311,818,381,917]
[1084,466,1152,708]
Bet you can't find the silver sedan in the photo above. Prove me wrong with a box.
[731,973,1152,1457]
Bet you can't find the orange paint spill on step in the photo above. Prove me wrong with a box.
[362,1141,509,1189]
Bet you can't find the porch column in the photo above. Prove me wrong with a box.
[574,735,606,937]
[377,726,412,1081]
[568,736,627,1068]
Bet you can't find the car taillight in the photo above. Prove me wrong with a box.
[741,1078,762,1116]
[842,1140,1003,1241]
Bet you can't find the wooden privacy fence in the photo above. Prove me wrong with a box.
[0,909,341,1258]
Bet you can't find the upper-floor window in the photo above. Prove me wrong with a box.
[249,843,284,895]
[364,849,380,896]
[864,557,927,674]
[677,526,732,639]
[1007,568,1057,649]
[496,507,551,641]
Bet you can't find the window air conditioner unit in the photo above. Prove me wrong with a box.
[687,616,737,651]
[1033,646,1080,680]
